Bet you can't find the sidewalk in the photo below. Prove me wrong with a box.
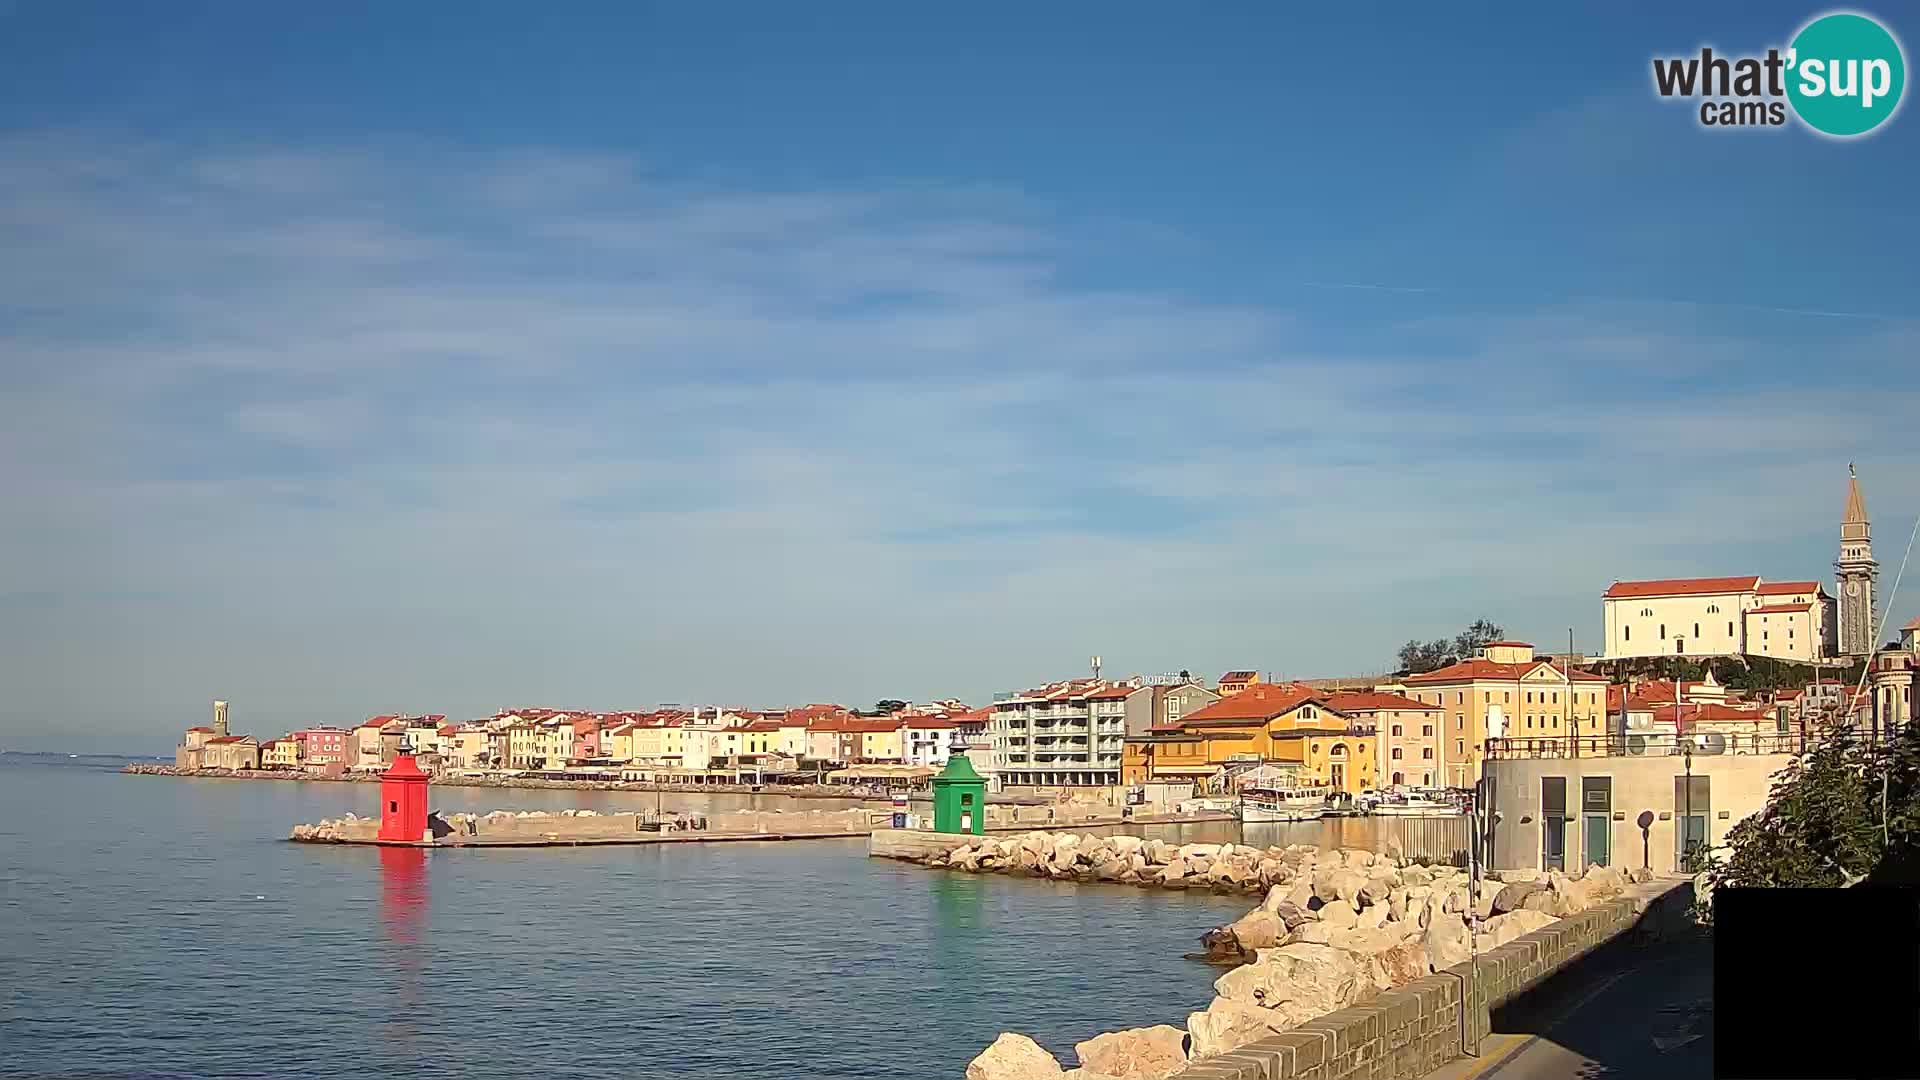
[1425,928,1713,1080]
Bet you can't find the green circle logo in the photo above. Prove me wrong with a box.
[1787,12,1906,137]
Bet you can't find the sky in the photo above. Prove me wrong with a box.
[3,3,1918,753]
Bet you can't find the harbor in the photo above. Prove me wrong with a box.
[286,753,1238,848]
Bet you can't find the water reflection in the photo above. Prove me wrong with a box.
[378,846,429,1039]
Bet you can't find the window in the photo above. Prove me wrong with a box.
[1391,724,1402,736]
[1552,692,1559,705]
[1455,739,1465,755]
[1526,716,1534,729]
[1728,622,1734,636]
[1422,748,1433,759]
[1392,748,1402,760]
[1422,724,1434,736]
[1694,622,1700,638]
[1504,692,1511,703]
[1526,692,1534,704]
[1625,626,1631,641]
[1707,604,1719,614]
[1455,714,1464,730]
[1660,624,1667,639]
[1642,607,1654,617]
[1455,691,1464,705]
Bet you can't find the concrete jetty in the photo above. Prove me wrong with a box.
[293,807,1236,849]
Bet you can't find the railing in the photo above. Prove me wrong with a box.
[1485,729,1886,760]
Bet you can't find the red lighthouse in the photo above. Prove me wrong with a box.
[377,754,431,842]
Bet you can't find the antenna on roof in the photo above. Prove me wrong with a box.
[1091,655,1102,680]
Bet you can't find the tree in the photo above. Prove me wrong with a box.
[872,699,909,716]
[1452,619,1507,661]
[1709,724,1920,891]
[1394,619,1506,675]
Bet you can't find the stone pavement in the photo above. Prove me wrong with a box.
[1424,928,1713,1080]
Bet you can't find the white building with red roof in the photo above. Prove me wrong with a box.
[1601,575,1835,661]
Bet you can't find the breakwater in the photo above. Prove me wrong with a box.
[888,831,1675,1080]
[122,762,992,801]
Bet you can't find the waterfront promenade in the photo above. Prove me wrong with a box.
[1426,927,1712,1080]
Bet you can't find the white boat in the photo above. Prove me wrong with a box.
[1371,796,1461,817]
[1238,787,1330,823]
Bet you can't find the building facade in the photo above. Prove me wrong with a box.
[1601,577,1835,661]
[1121,680,1222,738]
[990,679,1135,788]
[1837,466,1879,657]
[1396,642,1609,787]
[294,727,350,767]
[1123,683,1379,795]
[1323,691,1444,788]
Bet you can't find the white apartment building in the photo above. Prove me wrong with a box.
[989,679,1137,788]
[1601,577,1835,662]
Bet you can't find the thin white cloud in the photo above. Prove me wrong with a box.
[1,132,1915,743]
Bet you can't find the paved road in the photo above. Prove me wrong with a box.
[1433,931,1714,1080]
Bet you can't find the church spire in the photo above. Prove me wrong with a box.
[1837,465,1879,657]
[1843,463,1869,530]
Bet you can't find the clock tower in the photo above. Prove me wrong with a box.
[1836,464,1878,658]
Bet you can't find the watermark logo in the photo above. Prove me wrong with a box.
[1652,10,1906,137]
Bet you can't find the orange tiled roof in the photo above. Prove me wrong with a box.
[1747,603,1812,615]
[1755,581,1821,596]
[1181,684,1326,723]
[1603,576,1760,599]
[1405,659,1607,685]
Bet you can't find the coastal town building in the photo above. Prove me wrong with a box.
[1216,671,1262,697]
[1600,577,1835,661]
[1322,691,1443,788]
[1866,617,1920,732]
[901,716,959,767]
[989,679,1136,788]
[262,738,301,769]
[291,727,349,768]
[1122,678,1221,737]
[199,734,261,770]
[1394,641,1608,787]
[1121,682,1379,795]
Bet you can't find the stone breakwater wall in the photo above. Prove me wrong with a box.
[946,831,1675,1080]
[124,763,1076,808]
[291,806,876,843]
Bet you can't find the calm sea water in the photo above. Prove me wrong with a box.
[1,757,1266,1080]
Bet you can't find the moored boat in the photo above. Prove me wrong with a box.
[1238,786,1330,822]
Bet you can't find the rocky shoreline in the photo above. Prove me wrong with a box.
[923,833,1654,1080]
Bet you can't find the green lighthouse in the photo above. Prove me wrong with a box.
[930,752,987,835]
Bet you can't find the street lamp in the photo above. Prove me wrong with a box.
[1682,740,1695,871]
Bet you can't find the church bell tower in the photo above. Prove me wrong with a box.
[1836,465,1878,657]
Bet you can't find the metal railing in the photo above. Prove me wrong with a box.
[1485,729,1884,760]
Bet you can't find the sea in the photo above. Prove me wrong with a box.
[0,753,1281,1080]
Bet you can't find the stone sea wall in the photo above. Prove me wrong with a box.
[932,833,1662,1080]
[290,806,877,843]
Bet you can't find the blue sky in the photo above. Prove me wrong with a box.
[3,3,1917,752]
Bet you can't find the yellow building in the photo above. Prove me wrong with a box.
[262,738,302,770]
[1123,683,1377,795]
[852,720,904,762]
[601,723,636,763]
[506,723,542,769]
[1395,641,1609,787]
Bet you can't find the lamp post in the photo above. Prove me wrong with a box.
[1682,740,1695,871]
